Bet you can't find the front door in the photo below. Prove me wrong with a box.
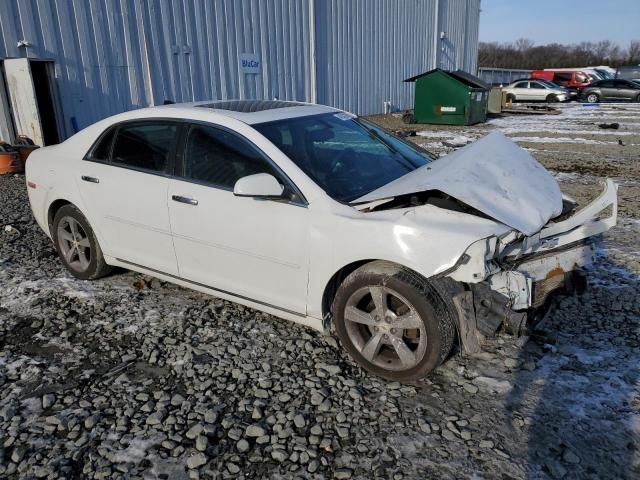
[76,120,180,275]
[528,82,547,101]
[599,81,616,100]
[167,123,310,314]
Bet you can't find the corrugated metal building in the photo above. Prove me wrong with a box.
[0,0,480,145]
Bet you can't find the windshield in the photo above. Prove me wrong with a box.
[594,69,612,79]
[254,113,433,202]
[538,80,561,88]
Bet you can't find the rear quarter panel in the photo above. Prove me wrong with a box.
[25,144,89,239]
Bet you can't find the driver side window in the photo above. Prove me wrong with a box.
[182,124,280,190]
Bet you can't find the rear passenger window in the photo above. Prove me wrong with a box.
[553,72,572,82]
[182,124,280,189]
[87,127,115,161]
[111,122,178,172]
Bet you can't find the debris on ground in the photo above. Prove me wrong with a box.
[598,122,620,129]
[393,129,416,138]
[500,105,561,115]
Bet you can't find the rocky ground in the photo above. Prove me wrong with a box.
[1,103,639,479]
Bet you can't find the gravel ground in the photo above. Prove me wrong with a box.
[1,103,639,479]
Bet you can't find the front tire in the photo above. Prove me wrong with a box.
[586,93,599,103]
[52,204,112,280]
[332,261,455,382]
[506,93,515,103]
[546,94,559,103]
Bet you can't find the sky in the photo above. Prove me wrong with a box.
[479,0,640,46]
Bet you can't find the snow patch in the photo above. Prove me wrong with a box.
[473,376,513,394]
[510,136,614,145]
[111,436,163,464]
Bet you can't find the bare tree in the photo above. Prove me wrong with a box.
[478,39,640,69]
[627,40,640,64]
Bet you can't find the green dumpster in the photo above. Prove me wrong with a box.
[404,69,490,125]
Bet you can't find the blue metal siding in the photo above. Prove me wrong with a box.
[478,68,533,86]
[0,0,480,138]
[314,0,440,115]
[437,0,480,73]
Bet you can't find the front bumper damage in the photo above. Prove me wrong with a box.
[449,179,618,354]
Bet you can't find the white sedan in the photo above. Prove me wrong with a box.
[26,100,618,381]
[502,80,570,103]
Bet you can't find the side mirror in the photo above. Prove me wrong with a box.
[233,173,284,198]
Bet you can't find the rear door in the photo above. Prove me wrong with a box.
[167,122,310,314]
[77,120,180,275]
[511,81,530,101]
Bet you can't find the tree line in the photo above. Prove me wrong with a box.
[478,39,640,69]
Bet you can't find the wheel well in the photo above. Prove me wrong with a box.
[47,199,72,230]
[321,260,374,321]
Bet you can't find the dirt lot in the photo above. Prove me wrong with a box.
[1,103,639,479]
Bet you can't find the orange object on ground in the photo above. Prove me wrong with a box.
[0,142,23,174]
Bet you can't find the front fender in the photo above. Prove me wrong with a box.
[306,204,511,319]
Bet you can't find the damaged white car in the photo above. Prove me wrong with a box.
[26,100,618,381]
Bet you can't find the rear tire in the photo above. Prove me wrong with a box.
[635,94,640,103]
[332,261,455,382]
[52,204,113,280]
[586,93,599,103]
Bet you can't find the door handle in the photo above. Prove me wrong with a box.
[172,195,198,206]
[81,175,100,184]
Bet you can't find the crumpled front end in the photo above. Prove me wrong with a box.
[444,179,618,352]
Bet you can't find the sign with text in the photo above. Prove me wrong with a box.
[240,53,260,74]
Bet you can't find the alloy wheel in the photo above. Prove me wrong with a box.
[343,285,427,371]
[57,216,92,272]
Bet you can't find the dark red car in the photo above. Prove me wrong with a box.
[531,70,591,90]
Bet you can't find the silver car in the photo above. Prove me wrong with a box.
[503,80,569,103]
[581,79,640,103]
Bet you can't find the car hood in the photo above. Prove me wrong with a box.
[352,131,563,236]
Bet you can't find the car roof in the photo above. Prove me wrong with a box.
[156,99,340,124]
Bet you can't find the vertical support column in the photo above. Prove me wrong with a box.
[308,0,318,104]
[432,0,440,70]
[135,0,155,107]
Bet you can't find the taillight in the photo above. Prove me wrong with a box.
[27,181,36,189]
